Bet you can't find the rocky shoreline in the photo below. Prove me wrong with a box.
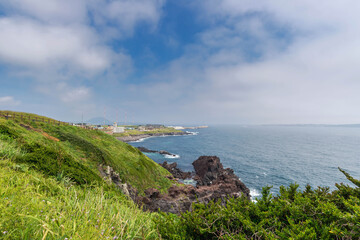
[116,131,191,142]
[136,147,178,158]
[140,156,250,214]
[101,155,250,214]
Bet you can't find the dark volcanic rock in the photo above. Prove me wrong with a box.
[137,147,157,153]
[193,156,250,198]
[159,150,172,155]
[137,147,178,157]
[140,156,251,214]
[161,161,191,179]
[192,156,223,186]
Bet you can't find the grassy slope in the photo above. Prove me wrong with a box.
[0,114,172,193]
[0,110,64,123]
[0,112,174,239]
[0,159,160,240]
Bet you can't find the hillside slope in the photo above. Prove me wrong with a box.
[0,112,172,193]
[0,159,160,239]
[0,111,175,239]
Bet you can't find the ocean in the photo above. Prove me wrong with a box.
[129,125,360,199]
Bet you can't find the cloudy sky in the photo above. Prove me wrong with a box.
[0,0,359,124]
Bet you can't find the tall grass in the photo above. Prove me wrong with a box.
[0,115,172,239]
[0,159,160,240]
[0,135,24,160]
[0,117,172,193]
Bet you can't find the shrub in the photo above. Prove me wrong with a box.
[155,169,360,239]
[16,142,102,185]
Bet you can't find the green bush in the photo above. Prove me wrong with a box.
[155,170,360,239]
[16,142,102,185]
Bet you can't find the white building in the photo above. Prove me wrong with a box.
[112,122,125,133]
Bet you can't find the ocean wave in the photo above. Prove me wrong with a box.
[179,178,197,186]
[164,154,180,159]
[130,138,146,143]
[250,188,261,202]
[186,131,199,135]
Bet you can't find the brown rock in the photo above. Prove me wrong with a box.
[140,156,251,214]
[161,161,191,179]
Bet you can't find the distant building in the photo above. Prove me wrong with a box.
[113,127,125,133]
[112,122,124,133]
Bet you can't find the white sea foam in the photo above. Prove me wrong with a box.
[250,188,261,202]
[179,178,197,186]
[130,138,146,143]
[186,131,199,135]
[164,154,180,159]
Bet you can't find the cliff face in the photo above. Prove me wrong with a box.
[139,156,251,214]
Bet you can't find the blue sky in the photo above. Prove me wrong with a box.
[1,0,360,124]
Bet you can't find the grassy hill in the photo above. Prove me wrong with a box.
[2,111,360,239]
[0,111,172,239]
[0,159,159,239]
[0,112,172,192]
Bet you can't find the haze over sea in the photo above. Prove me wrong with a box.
[130,125,360,198]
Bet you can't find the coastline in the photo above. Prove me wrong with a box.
[116,131,191,142]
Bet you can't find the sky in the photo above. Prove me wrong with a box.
[1,0,360,125]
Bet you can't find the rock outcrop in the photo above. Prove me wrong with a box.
[136,147,157,153]
[139,156,251,214]
[98,165,138,201]
[137,147,178,157]
[160,161,191,179]
[193,156,250,198]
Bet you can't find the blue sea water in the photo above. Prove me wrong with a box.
[129,126,360,198]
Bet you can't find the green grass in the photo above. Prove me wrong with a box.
[0,112,173,193]
[0,159,160,240]
[113,128,182,137]
[0,110,66,124]
[0,111,175,239]
[2,111,360,239]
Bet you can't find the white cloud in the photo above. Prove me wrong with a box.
[197,0,360,30]
[0,96,21,106]
[0,0,88,24]
[97,0,164,30]
[0,0,164,116]
[36,82,91,103]
[0,17,110,72]
[0,0,165,73]
[0,0,166,38]
[119,0,360,124]
[60,86,91,103]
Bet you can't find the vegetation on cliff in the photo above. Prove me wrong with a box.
[0,159,159,239]
[0,113,172,192]
[156,171,360,239]
[0,112,172,239]
[113,127,183,137]
[1,111,360,239]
